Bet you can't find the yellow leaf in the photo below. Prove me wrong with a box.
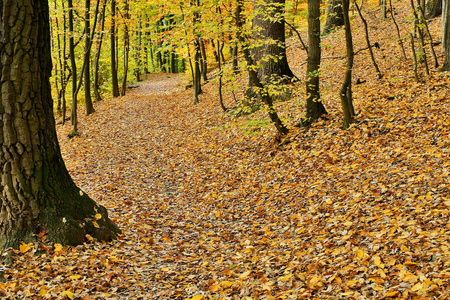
[279,274,294,282]
[309,275,321,284]
[402,274,418,283]
[347,279,358,286]
[209,284,220,292]
[39,287,48,296]
[95,213,102,220]
[357,249,365,259]
[54,243,63,252]
[410,282,422,292]
[161,267,170,272]
[85,234,94,241]
[60,290,74,299]
[19,242,31,253]
[401,245,409,252]
[220,281,233,288]
[191,295,203,300]
[92,221,100,228]
[69,274,82,280]
[385,291,399,297]
[332,248,340,255]
[239,270,251,280]
[79,190,83,196]
[374,256,383,268]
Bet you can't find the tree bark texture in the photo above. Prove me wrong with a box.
[306,0,327,122]
[236,0,289,135]
[426,0,442,18]
[250,0,294,86]
[323,0,344,34]
[0,0,119,250]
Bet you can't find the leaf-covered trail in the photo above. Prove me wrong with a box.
[3,2,450,298]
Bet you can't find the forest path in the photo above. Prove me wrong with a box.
[56,72,243,298]
[10,2,449,297]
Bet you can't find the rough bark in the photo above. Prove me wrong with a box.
[236,0,289,135]
[250,0,294,86]
[323,0,344,34]
[426,0,442,18]
[305,0,328,123]
[0,0,120,251]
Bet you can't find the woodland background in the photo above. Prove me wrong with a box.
[1,0,450,299]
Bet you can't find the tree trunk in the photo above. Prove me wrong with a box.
[0,0,119,251]
[94,0,107,102]
[236,0,289,135]
[250,0,294,86]
[340,0,355,129]
[84,0,95,115]
[442,0,450,70]
[111,0,120,97]
[306,0,328,123]
[426,0,442,18]
[200,39,208,81]
[68,0,78,134]
[120,0,129,96]
[323,0,344,34]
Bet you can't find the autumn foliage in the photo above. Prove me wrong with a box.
[1,0,450,299]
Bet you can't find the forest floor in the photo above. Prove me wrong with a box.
[2,1,450,299]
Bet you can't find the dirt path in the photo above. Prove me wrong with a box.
[55,73,236,299]
[131,73,186,95]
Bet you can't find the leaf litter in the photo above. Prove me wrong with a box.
[1,2,450,299]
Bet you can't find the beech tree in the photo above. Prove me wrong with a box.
[250,0,295,86]
[0,0,119,251]
[305,0,327,123]
[323,0,344,34]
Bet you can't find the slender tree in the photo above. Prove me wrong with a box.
[0,0,119,251]
[111,0,120,97]
[442,0,450,70]
[94,0,108,102]
[68,0,78,133]
[84,0,95,115]
[121,0,130,96]
[353,0,382,78]
[340,0,355,129]
[305,0,328,123]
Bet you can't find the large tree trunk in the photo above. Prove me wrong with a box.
[306,0,328,123]
[442,0,450,70]
[0,0,119,251]
[250,0,294,86]
[323,0,344,34]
